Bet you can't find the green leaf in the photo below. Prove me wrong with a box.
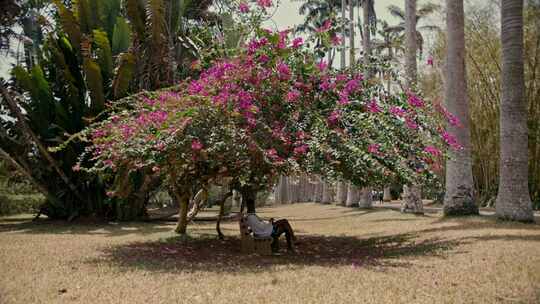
[93,29,113,81]
[53,0,82,51]
[83,58,105,114]
[125,0,146,38]
[112,17,131,55]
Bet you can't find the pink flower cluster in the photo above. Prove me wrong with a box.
[316,20,332,33]
[368,143,382,156]
[239,2,249,13]
[257,0,272,8]
[407,92,424,108]
[367,99,382,113]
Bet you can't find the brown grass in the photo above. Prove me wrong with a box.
[1,203,539,304]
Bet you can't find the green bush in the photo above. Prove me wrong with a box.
[0,193,45,216]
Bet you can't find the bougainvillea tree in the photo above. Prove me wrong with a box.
[79,1,459,234]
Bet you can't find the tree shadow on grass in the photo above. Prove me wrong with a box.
[0,217,174,237]
[91,233,463,274]
[417,216,540,235]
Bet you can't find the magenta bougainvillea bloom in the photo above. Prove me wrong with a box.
[257,0,272,8]
[407,92,424,107]
[390,106,406,117]
[287,89,301,102]
[367,99,382,113]
[191,139,204,151]
[294,144,309,155]
[424,146,442,156]
[292,37,303,48]
[327,110,341,125]
[239,2,249,13]
[368,143,381,155]
[427,55,434,66]
[316,19,332,33]
[331,35,342,45]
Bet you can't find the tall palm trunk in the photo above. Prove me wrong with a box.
[341,0,347,69]
[336,181,348,205]
[362,1,371,68]
[346,183,359,207]
[443,0,479,216]
[496,0,534,222]
[402,0,423,214]
[358,187,373,208]
[404,0,417,88]
[349,0,355,64]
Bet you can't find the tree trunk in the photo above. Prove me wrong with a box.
[443,0,479,216]
[404,0,417,88]
[496,0,534,222]
[362,0,371,68]
[232,189,241,208]
[321,182,334,204]
[383,186,392,202]
[402,0,424,215]
[341,0,346,69]
[358,187,372,208]
[216,188,233,240]
[346,183,359,207]
[241,188,257,214]
[401,185,424,214]
[349,0,355,65]
[336,181,348,205]
[174,190,190,234]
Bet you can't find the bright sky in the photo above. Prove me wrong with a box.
[265,0,442,67]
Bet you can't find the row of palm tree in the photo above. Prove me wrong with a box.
[296,0,535,222]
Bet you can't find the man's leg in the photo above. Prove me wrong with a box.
[273,219,295,250]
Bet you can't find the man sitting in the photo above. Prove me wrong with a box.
[245,213,296,252]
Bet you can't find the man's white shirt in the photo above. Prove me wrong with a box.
[246,213,273,237]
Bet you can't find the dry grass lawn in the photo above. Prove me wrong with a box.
[1,203,539,304]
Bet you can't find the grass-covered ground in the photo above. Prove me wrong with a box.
[1,203,539,304]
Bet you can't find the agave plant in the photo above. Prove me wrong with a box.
[0,0,140,220]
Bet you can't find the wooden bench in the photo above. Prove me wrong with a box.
[239,215,273,255]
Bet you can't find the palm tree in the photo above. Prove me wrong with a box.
[443,0,479,216]
[297,0,343,64]
[360,0,376,67]
[386,2,439,58]
[341,0,347,69]
[496,0,534,222]
[400,0,423,214]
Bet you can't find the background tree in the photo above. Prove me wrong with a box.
[443,0,478,216]
[386,2,439,58]
[496,0,534,222]
[401,0,423,214]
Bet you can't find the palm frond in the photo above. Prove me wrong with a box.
[387,4,405,21]
[93,29,113,81]
[112,17,131,55]
[52,0,82,51]
[83,58,105,114]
